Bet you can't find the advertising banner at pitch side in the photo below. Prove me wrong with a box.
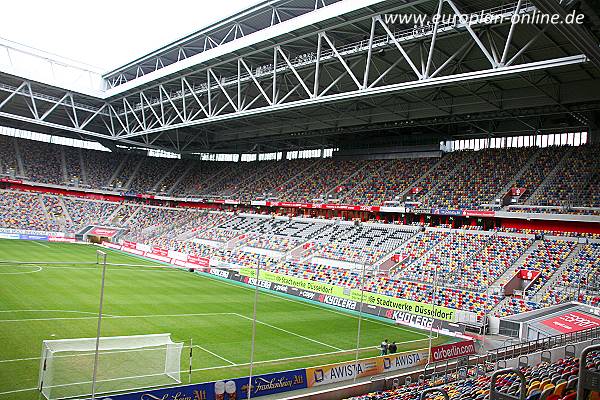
[96,368,307,400]
[305,350,428,387]
[429,340,476,363]
[238,269,456,322]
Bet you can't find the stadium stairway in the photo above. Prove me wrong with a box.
[151,160,176,193]
[123,204,143,226]
[447,233,496,290]
[184,213,239,241]
[56,196,72,224]
[78,147,88,185]
[197,165,241,196]
[532,241,584,303]
[106,155,129,189]
[41,194,72,231]
[418,152,475,205]
[59,146,68,183]
[392,230,453,281]
[526,146,574,205]
[36,194,55,227]
[122,157,145,190]
[487,238,541,316]
[13,138,25,177]
[490,238,541,290]
[285,239,312,261]
[335,164,379,202]
[492,149,541,208]
[166,161,194,195]
[400,157,446,201]
[105,203,127,225]
[373,229,422,274]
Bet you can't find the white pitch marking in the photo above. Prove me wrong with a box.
[234,313,343,351]
[0,312,237,323]
[189,345,430,373]
[0,386,38,395]
[200,274,429,338]
[0,344,425,396]
[193,345,236,365]
[29,241,50,248]
[0,265,42,275]
[2,264,177,274]
[0,309,102,314]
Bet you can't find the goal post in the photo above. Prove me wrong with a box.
[38,334,183,400]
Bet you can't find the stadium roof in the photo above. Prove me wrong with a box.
[0,0,599,154]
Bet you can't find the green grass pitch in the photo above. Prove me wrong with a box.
[0,239,452,399]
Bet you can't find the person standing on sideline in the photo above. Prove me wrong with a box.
[388,341,397,354]
[380,339,389,356]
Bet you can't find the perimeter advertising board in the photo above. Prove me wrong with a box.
[238,269,456,322]
[89,227,119,237]
[305,350,428,387]
[96,369,307,400]
[429,341,476,362]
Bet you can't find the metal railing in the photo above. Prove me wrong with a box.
[408,327,600,389]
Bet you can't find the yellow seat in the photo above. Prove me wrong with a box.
[528,381,540,395]
[553,381,566,397]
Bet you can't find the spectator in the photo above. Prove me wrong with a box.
[388,342,397,354]
[380,339,388,356]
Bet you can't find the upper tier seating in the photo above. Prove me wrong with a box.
[420,148,533,209]
[63,146,83,185]
[0,136,18,177]
[84,150,121,189]
[533,144,600,208]
[128,157,176,193]
[21,140,63,185]
[512,146,566,203]
[0,136,598,212]
[342,158,438,206]
[171,162,229,196]
[278,159,363,202]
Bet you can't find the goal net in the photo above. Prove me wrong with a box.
[38,334,183,400]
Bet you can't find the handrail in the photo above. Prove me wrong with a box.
[412,326,600,396]
[493,326,600,365]
[420,387,449,400]
[577,344,600,396]
[490,368,526,400]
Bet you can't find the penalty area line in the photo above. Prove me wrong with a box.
[193,345,236,366]
[0,312,237,323]
[201,275,430,339]
[234,313,343,351]
[30,241,51,249]
[189,344,431,373]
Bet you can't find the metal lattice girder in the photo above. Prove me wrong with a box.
[0,0,597,153]
[103,0,343,89]
[98,0,586,139]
